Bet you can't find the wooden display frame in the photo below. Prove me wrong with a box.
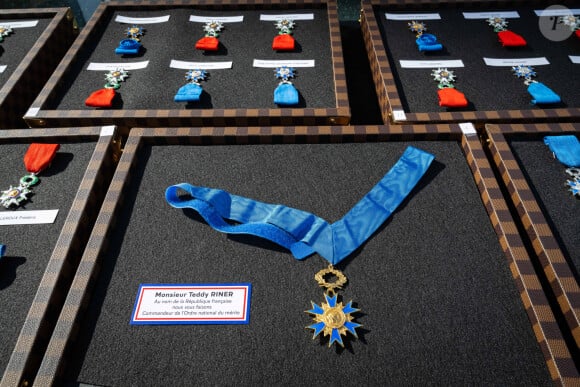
[485,122,580,355]
[0,127,119,387]
[360,0,580,127]
[23,0,350,134]
[0,8,76,129]
[30,125,578,386]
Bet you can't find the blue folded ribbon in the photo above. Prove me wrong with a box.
[0,244,5,258]
[416,34,443,52]
[174,84,203,102]
[527,82,561,105]
[166,146,434,265]
[115,39,142,55]
[274,83,299,105]
[544,135,580,167]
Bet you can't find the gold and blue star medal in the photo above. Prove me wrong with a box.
[174,69,207,102]
[274,66,299,106]
[512,65,561,105]
[306,265,361,348]
[408,20,442,52]
[115,25,144,55]
[0,25,13,43]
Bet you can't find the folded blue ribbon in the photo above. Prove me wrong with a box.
[528,82,561,105]
[274,83,299,105]
[115,39,141,55]
[0,244,5,258]
[544,135,580,167]
[174,84,203,102]
[166,146,434,265]
[416,34,443,52]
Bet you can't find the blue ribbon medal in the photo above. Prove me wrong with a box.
[174,69,207,102]
[115,25,143,55]
[544,135,580,197]
[166,146,435,347]
[408,21,443,52]
[273,66,299,106]
[512,65,561,106]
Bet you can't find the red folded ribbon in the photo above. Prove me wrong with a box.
[195,36,219,51]
[497,30,526,47]
[272,34,295,51]
[24,143,60,173]
[437,88,468,108]
[576,30,580,40]
[85,88,116,108]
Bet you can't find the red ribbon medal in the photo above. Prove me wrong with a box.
[1,143,60,208]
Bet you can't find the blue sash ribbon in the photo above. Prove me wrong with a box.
[544,135,580,167]
[0,244,5,258]
[166,146,434,265]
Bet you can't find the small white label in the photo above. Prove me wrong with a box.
[115,15,170,24]
[569,55,580,64]
[100,125,115,137]
[25,107,40,117]
[260,13,315,21]
[535,9,580,17]
[0,65,6,73]
[392,110,407,121]
[189,15,244,23]
[462,11,520,19]
[385,13,441,21]
[170,60,233,70]
[1,20,39,28]
[0,210,58,225]
[459,122,477,136]
[253,59,315,68]
[131,284,252,325]
[483,57,550,67]
[399,59,465,68]
[87,61,149,71]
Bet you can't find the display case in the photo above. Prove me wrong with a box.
[0,127,119,386]
[32,125,577,386]
[0,8,76,129]
[485,122,580,353]
[361,0,580,126]
[23,0,350,134]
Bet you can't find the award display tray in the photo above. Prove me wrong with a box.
[33,126,576,385]
[0,127,119,387]
[361,0,580,126]
[23,0,349,133]
[485,122,580,355]
[0,8,76,129]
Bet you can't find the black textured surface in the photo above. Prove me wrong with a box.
[0,16,52,85]
[374,6,580,113]
[0,141,96,377]
[509,135,580,280]
[53,7,336,110]
[66,141,551,386]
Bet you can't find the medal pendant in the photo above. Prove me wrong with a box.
[306,265,362,348]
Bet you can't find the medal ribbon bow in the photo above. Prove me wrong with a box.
[166,146,434,265]
[24,143,60,173]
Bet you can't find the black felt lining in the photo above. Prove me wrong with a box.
[0,141,96,377]
[509,134,580,281]
[374,5,580,113]
[53,7,335,110]
[66,141,551,385]
[0,17,52,87]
